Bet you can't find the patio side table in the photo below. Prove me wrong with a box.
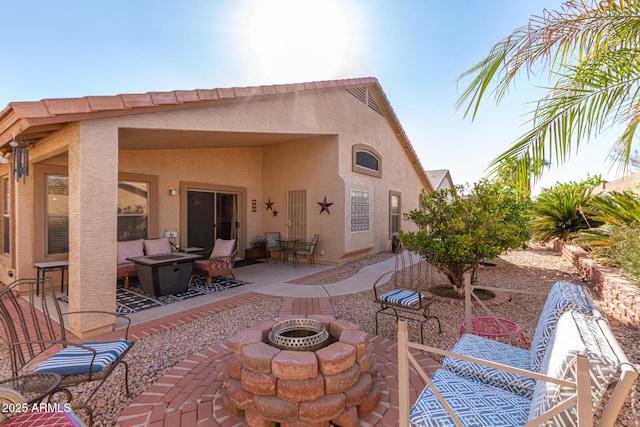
[460,316,530,349]
[34,260,69,295]
[0,372,62,405]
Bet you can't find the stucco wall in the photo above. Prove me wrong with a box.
[595,170,640,194]
[2,86,429,283]
[118,147,262,251]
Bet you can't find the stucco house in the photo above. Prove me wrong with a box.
[0,77,433,337]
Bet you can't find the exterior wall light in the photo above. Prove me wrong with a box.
[169,187,177,196]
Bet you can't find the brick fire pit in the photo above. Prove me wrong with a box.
[223,315,381,426]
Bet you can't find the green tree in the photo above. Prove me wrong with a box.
[456,0,640,192]
[400,180,530,295]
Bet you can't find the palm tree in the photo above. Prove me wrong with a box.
[456,0,640,191]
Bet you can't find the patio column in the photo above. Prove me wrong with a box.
[67,122,118,338]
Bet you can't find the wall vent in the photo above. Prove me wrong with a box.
[346,87,383,116]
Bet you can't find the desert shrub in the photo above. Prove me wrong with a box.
[530,179,602,242]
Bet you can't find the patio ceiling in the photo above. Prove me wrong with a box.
[118,128,332,150]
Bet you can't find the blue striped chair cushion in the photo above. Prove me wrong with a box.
[379,289,422,306]
[442,334,536,398]
[530,281,594,372]
[410,369,531,427]
[36,340,132,376]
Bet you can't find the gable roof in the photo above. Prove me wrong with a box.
[426,169,453,190]
[0,77,432,191]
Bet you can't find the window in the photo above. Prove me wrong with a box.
[2,177,9,255]
[351,190,370,232]
[118,181,149,241]
[390,191,401,237]
[352,144,382,177]
[46,175,69,255]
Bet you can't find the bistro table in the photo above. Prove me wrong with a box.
[278,238,299,264]
[127,252,201,296]
[0,372,62,405]
[34,261,69,295]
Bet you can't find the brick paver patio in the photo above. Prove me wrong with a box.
[115,293,439,426]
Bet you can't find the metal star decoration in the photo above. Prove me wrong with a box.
[272,209,279,217]
[265,198,274,211]
[317,196,334,215]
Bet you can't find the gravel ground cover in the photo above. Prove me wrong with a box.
[1,243,638,425]
[331,243,640,426]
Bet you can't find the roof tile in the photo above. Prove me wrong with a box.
[44,98,92,115]
[121,94,154,108]
[86,96,127,111]
[149,92,179,105]
[216,88,235,99]
[196,89,219,101]
[174,90,201,103]
[232,87,252,98]
[10,102,52,118]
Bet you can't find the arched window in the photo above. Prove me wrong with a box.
[352,144,382,177]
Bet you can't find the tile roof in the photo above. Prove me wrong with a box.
[0,77,432,191]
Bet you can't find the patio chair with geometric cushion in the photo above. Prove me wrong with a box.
[373,248,441,344]
[193,238,237,288]
[293,234,319,267]
[0,278,133,425]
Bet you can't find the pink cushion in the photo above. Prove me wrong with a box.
[194,259,209,270]
[144,238,172,255]
[117,239,144,264]
[117,263,136,274]
[211,239,236,258]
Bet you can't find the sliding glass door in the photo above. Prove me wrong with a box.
[187,190,239,252]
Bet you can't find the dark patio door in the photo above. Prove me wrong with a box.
[187,190,238,252]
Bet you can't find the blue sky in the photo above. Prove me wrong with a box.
[0,0,624,191]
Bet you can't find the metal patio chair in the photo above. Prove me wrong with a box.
[0,278,133,424]
[373,248,441,344]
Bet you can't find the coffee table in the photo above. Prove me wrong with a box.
[127,252,201,296]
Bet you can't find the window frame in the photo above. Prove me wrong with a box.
[45,174,70,256]
[389,190,401,238]
[118,180,150,241]
[2,176,10,256]
[350,189,370,233]
[352,144,382,178]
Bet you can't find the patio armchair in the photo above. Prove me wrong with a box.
[0,278,133,425]
[264,232,284,263]
[193,238,237,287]
[293,234,319,267]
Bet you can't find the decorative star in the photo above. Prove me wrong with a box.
[272,209,279,217]
[317,196,334,215]
[265,198,274,211]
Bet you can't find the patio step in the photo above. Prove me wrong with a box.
[278,297,335,317]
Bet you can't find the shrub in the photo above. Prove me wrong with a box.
[530,181,601,242]
[400,179,530,295]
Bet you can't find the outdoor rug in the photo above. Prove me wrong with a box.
[59,275,252,315]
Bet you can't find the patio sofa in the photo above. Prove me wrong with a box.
[117,237,173,288]
[398,281,638,427]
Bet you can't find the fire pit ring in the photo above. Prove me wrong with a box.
[267,318,329,351]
